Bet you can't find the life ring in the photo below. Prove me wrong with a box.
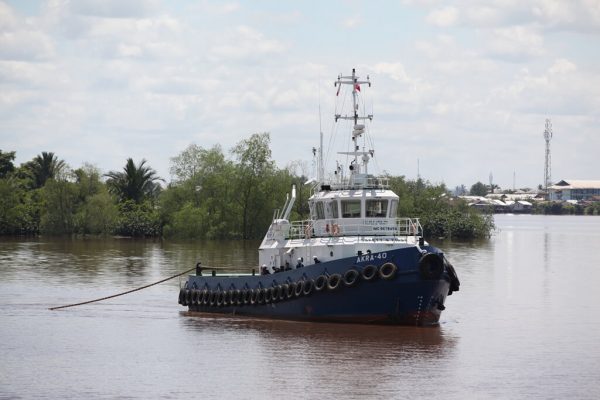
[361,265,378,281]
[379,262,398,280]
[418,253,443,280]
[409,222,416,235]
[294,281,304,297]
[250,289,259,305]
[185,289,193,305]
[314,275,328,291]
[202,289,210,305]
[178,288,186,305]
[343,269,360,287]
[302,279,314,296]
[327,273,342,290]
[304,224,312,238]
[332,224,340,236]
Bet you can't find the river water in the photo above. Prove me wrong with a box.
[1,215,599,399]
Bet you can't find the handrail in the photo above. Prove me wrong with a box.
[287,218,422,239]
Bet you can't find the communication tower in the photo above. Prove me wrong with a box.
[543,119,553,191]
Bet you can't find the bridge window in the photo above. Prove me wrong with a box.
[389,200,398,217]
[341,200,361,218]
[366,199,388,217]
[327,201,339,218]
[316,202,325,219]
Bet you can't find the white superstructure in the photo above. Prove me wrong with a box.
[259,69,424,272]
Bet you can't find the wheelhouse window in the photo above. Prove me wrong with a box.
[366,199,388,217]
[389,200,398,218]
[316,202,325,219]
[327,201,339,218]
[341,200,361,218]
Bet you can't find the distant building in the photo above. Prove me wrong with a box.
[458,196,533,213]
[548,180,600,201]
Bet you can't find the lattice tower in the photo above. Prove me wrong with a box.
[543,119,553,191]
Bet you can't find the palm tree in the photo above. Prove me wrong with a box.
[105,158,163,203]
[27,152,66,188]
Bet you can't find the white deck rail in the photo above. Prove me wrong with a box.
[287,218,423,240]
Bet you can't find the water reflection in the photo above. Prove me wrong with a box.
[178,315,457,398]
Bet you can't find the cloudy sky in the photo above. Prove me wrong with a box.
[1,0,599,190]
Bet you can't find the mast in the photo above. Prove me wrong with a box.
[334,68,373,181]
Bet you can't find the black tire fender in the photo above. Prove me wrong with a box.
[343,268,360,286]
[418,253,444,280]
[327,273,342,290]
[379,262,398,280]
[314,275,328,291]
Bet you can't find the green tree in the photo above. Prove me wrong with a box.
[105,158,163,203]
[115,200,162,237]
[40,178,78,234]
[0,150,16,178]
[75,192,118,234]
[24,152,66,188]
[74,163,104,201]
[231,133,276,239]
[470,181,488,196]
[162,144,238,239]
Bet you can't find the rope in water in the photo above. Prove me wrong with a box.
[48,266,197,311]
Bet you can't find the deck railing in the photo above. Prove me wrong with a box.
[287,218,422,240]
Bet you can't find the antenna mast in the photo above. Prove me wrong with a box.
[334,68,373,180]
[543,119,553,191]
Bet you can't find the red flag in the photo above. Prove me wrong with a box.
[355,83,361,92]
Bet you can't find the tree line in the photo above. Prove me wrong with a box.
[0,133,493,240]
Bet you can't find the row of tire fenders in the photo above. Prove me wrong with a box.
[178,262,399,308]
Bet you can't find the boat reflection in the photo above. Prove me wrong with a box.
[181,311,455,357]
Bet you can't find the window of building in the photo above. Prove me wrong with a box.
[341,200,361,218]
[366,199,388,217]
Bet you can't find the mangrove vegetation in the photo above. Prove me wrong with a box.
[0,134,494,240]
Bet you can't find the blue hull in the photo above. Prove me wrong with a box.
[178,246,456,326]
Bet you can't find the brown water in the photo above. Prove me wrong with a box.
[1,215,600,399]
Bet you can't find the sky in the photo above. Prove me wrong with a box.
[1,0,599,191]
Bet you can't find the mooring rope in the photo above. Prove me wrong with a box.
[48,266,197,311]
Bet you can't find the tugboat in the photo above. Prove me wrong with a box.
[178,69,459,325]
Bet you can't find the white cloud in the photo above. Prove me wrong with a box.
[208,25,286,61]
[426,6,459,27]
[487,25,545,60]
[342,16,362,29]
[68,0,160,18]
